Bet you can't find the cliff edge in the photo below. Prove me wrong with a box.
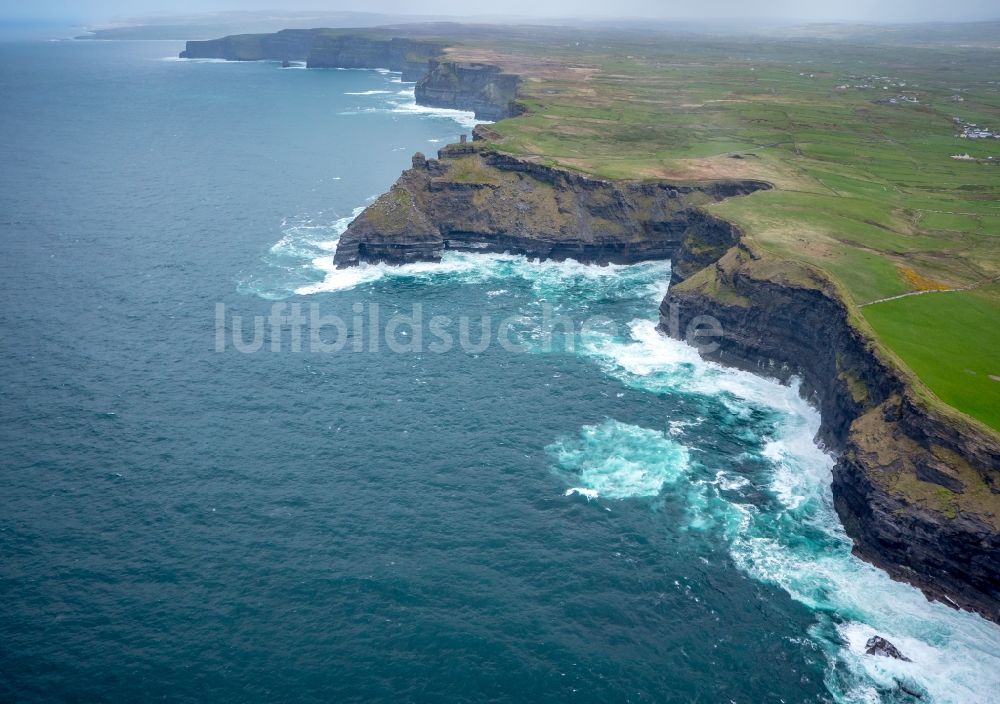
[663,243,1000,621]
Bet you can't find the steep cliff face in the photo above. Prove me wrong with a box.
[332,146,770,268]
[306,36,442,81]
[415,60,522,121]
[180,31,442,78]
[180,29,319,61]
[662,244,1000,622]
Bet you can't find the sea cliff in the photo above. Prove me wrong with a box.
[415,60,521,122]
[180,30,518,120]
[663,244,1000,622]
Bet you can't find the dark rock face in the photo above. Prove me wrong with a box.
[865,636,911,661]
[181,31,441,81]
[307,36,442,81]
[415,60,521,121]
[662,244,1000,623]
[180,29,319,62]
[332,147,770,269]
[179,32,519,119]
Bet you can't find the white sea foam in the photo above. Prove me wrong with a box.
[344,90,393,95]
[335,87,483,130]
[388,99,484,131]
[550,420,691,500]
[161,56,232,63]
[279,205,672,295]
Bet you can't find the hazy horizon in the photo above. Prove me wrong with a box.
[1,0,998,25]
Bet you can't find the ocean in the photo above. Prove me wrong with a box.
[1,38,998,703]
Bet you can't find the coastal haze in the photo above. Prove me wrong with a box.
[2,2,999,704]
[4,0,1000,22]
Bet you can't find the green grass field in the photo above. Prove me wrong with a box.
[442,30,1000,432]
[863,284,1000,431]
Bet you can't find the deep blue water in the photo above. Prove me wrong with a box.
[1,39,998,703]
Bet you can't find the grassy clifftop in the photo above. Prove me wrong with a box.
[448,29,999,433]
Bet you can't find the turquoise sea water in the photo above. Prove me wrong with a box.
[1,39,998,703]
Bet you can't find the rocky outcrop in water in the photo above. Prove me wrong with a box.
[865,636,911,661]
[662,242,1000,622]
[332,145,770,268]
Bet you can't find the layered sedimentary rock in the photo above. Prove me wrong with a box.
[415,60,522,121]
[180,29,321,62]
[307,36,442,81]
[332,145,770,269]
[662,243,1000,622]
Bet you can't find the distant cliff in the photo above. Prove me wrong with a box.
[180,28,319,62]
[180,30,518,120]
[415,60,522,122]
[306,35,442,81]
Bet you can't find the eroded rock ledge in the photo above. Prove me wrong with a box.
[333,145,770,271]
[664,244,1000,622]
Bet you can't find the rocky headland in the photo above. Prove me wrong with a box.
[332,142,769,271]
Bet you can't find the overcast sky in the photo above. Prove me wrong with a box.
[1,0,997,23]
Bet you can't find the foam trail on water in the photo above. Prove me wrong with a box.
[389,100,485,131]
[549,420,691,500]
[342,83,485,131]
[161,57,231,63]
